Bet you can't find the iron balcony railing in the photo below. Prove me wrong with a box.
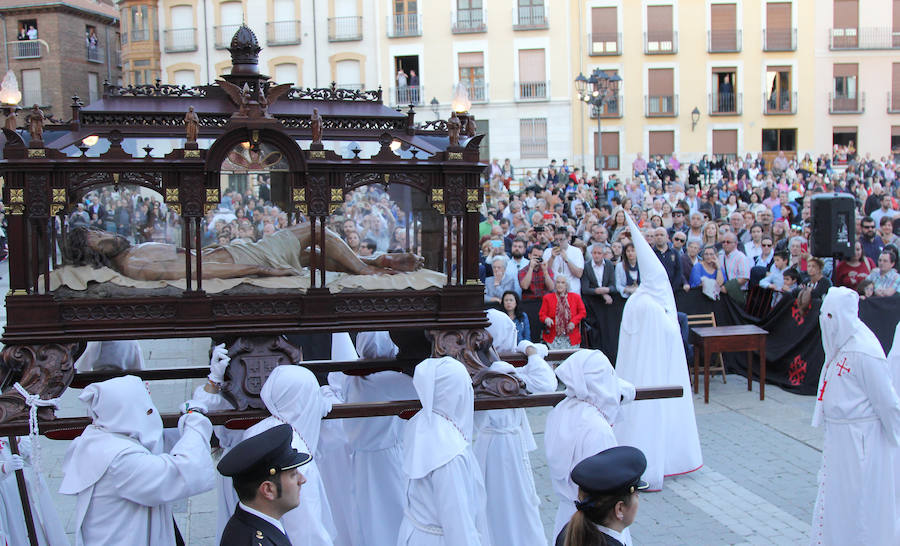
[130,28,158,42]
[887,92,900,114]
[388,14,421,37]
[86,44,104,63]
[164,28,197,52]
[829,92,865,114]
[588,33,622,55]
[516,80,549,101]
[513,6,548,30]
[763,91,797,115]
[11,40,41,59]
[390,86,424,106]
[452,8,487,33]
[214,25,240,48]
[589,94,622,118]
[708,29,742,52]
[645,94,678,117]
[709,92,742,115]
[644,31,678,54]
[763,28,796,51]
[829,27,900,49]
[468,82,488,103]
[266,21,301,45]
[328,16,363,41]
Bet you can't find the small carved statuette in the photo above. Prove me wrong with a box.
[447,111,461,148]
[310,108,323,145]
[465,115,476,138]
[25,104,45,144]
[184,106,200,143]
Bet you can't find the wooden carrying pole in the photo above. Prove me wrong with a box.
[7,436,39,546]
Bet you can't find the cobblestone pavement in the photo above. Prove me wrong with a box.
[0,263,823,545]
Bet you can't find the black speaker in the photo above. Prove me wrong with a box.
[810,193,855,258]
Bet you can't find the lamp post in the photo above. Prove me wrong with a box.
[575,69,620,183]
[430,97,440,120]
[0,70,23,132]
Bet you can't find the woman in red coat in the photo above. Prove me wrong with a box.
[539,276,587,349]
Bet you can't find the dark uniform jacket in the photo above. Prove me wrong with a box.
[220,506,292,546]
[554,523,625,546]
[581,258,617,297]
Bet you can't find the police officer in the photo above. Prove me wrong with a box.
[556,446,649,546]
[217,424,311,546]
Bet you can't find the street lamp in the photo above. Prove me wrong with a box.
[575,69,620,182]
[430,97,440,120]
[0,70,23,132]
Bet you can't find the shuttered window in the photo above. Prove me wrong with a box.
[591,7,618,54]
[710,3,737,51]
[647,5,673,41]
[833,64,858,110]
[833,0,858,47]
[765,2,792,50]
[712,129,738,160]
[894,1,900,46]
[274,63,298,86]
[520,118,547,158]
[648,131,674,158]
[518,49,547,99]
[594,132,620,170]
[892,63,900,111]
[458,52,485,101]
[647,68,674,115]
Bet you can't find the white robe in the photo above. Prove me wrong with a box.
[888,323,900,518]
[809,347,900,545]
[245,417,336,546]
[473,355,556,546]
[397,450,491,546]
[317,376,360,546]
[60,413,215,546]
[0,437,68,546]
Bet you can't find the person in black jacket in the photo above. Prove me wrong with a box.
[218,424,311,546]
[556,446,649,546]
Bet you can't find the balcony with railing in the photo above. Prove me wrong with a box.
[329,16,363,41]
[389,86,424,106]
[829,27,900,49]
[645,95,678,117]
[589,95,623,119]
[214,25,240,48]
[516,81,549,101]
[513,6,548,30]
[130,28,158,42]
[11,40,41,59]
[764,91,797,115]
[763,28,796,51]
[464,82,488,103]
[829,92,865,114]
[267,21,301,45]
[709,92,742,115]
[644,31,678,54]
[86,44,105,63]
[452,9,486,33]
[888,92,900,114]
[708,29,741,52]
[588,33,622,56]
[387,14,421,37]
[164,28,197,52]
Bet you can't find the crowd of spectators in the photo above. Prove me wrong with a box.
[477,149,900,343]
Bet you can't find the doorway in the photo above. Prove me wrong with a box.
[394,55,420,105]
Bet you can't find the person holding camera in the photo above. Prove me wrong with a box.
[544,226,584,295]
[519,244,555,342]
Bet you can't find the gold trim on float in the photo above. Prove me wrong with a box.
[297,203,308,214]
[50,204,63,215]
[8,289,27,296]
[329,203,340,214]
[27,149,45,158]
[9,189,24,203]
[292,188,305,201]
[448,152,463,160]
[330,188,343,201]
[309,150,325,159]
[52,188,66,202]
[169,204,181,215]
[206,188,220,202]
[465,279,482,285]
[183,149,201,158]
[165,188,179,202]
[204,203,217,214]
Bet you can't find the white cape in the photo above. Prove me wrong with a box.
[0,437,68,546]
[613,213,702,490]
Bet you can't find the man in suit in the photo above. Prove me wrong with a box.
[581,243,616,304]
[218,424,311,546]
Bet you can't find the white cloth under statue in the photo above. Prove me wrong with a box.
[398,357,491,546]
[243,365,337,546]
[0,437,68,546]
[474,309,556,546]
[614,212,702,490]
[58,375,216,546]
[809,287,900,545]
[545,349,635,540]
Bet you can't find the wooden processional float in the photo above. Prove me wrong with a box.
[0,25,680,545]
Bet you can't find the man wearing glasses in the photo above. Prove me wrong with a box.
[720,233,751,302]
[670,232,692,292]
[859,216,885,263]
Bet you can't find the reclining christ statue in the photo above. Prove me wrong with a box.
[63,225,424,280]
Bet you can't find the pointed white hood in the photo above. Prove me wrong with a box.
[260,365,329,452]
[625,211,676,315]
[486,308,518,354]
